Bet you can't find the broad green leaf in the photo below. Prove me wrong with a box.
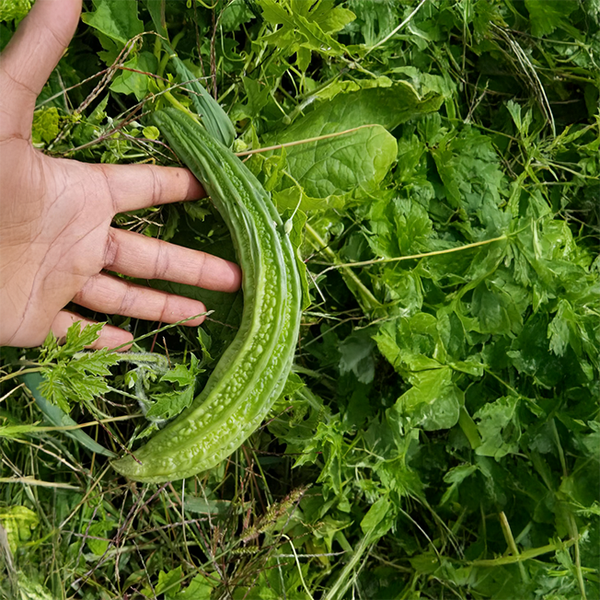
[470,278,526,335]
[81,0,143,45]
[374,314,446,376]
[284,124,396,198]
[430,126,509,233]
[271,84,444,198]
[281,84,443,140]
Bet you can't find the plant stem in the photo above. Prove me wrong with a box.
[305,223,381,315]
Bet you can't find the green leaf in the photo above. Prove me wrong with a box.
[156,566,183,596]
[257,0,354,58]
[374,314,445,376]
[474,396,521,459]
[430,126,509,233]
[146,355,202,421]
[281,83,443,141]
[440,463,478,505]
[524,0,578,37]
[220,0,255,32]
[243,76,272,118]
[172,574,213,600]
[360,495,390,534]
[368,196,433,257]
[31,107,59,145]
[20,372,116,457]
[86,520,116,556]
[110,52,157,101]
[470,279,525,335]
[81,0,143,45]
[345,0,398,46]
[285,124,397,198]
[270,84,445,199]
[160,355,201,387]
[0,506,38,553]
[393,367,462,431]
[338,329,376,384]
[146,387,194,421]
[0,0,30,22]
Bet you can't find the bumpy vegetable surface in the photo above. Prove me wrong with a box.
[112,108,302,483]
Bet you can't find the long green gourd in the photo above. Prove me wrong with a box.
[112,108,302,483]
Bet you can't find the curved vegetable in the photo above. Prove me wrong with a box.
[112,108,302,483]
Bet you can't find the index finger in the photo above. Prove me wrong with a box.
[92,162,206,214]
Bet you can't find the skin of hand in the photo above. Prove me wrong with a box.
[0,0,242,350]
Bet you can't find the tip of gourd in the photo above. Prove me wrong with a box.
[111,455,170,484]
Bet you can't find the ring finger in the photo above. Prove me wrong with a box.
[104,228,241,292]
[73,273,208,327]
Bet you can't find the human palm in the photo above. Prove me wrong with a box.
[0,0,241,349]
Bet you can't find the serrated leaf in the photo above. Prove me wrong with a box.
[524,0,578,37]
[146,387,194,421]
[32,107,59,145]
[474,396,521,459]
[160,355,201,387]
[368,196,433,257]
[61,322,105,356]
[20,373,116,457]
[0,0,31,22]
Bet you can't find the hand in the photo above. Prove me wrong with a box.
[0,0,241,350]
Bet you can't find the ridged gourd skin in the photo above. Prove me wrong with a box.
[111,108,302,483]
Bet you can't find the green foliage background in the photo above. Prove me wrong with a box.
[0,0,599,599]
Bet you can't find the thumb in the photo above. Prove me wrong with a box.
[0,0,82,137]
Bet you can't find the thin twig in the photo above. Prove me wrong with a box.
[363,0,429,57]
[235,124,379,157]
[313,235,508,275]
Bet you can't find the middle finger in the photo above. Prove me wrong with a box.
[104,228,241,293]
